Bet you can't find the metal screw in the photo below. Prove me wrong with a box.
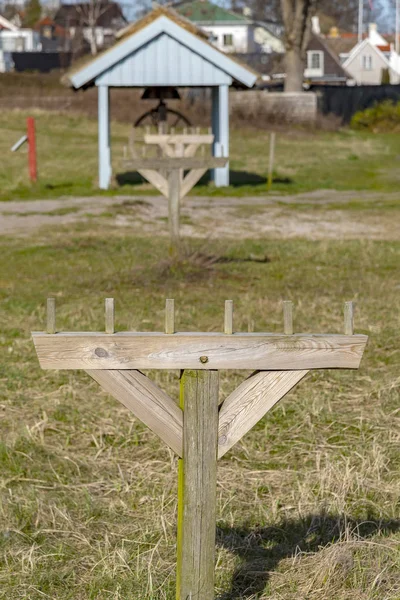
[199,355,209,364]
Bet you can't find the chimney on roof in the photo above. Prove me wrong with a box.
[329,26,339,38]
[369,23,377,35]
[312,15,320,35]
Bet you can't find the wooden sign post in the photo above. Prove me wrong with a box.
[32,299,367,599]
[126,129,228,252]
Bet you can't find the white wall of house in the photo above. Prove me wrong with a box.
[0,30,41,52]
[344,40,396,85]
[201,24,253,53]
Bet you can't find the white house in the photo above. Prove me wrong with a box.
[0,14,41,72]
[175,0,284,55]
[342,23,400,85]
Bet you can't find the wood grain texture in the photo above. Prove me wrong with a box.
[86,369,183,456]
[33,332,368,371]
[179,370,219,600]
[218,370,309,458]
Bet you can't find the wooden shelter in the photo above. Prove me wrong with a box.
[63,6,258,189]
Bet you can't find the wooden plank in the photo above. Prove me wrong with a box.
[165,298,175,334]
[283,300,293,335]
[180,168,207,200]
[168,169,181,249]
[178,370,219,600]
[344,301,354,335]
[144,134,214,145]
[125,157,228,170]
[46,298,56,334]
[86,369,183,456]
[32,332,368,371]
[137,169,168,197]
[105,298,114,334]
[218,370,309,458]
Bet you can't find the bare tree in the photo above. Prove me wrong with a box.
[75,0,112,55]
[280,0,318,91]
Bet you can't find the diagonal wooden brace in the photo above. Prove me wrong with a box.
[86,369,183,457]
[218,370,309,458]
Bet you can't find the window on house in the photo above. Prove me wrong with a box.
[223,34,233,46]
[362,55,373,70]
[307,51,322,70]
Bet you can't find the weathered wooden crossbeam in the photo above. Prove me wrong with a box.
[123,156,228,170]
[33,331,367,371]
[144,134,214,145]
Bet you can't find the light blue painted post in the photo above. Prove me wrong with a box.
[211,84,229,187]
[98,85,111,190]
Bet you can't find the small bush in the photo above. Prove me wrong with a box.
[351,99,400,132]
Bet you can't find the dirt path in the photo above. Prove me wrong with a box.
[0,190,399,240]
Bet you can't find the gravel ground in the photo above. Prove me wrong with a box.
[0,190,399,240]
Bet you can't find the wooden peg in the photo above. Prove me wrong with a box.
[283,301,293,335]
[208,126,212,134]
[105,298,115,334]
[165,299,175,334]
[183,127,188,135]
[196,126,200,134]
[170,127,175,135]
[46,298,56,334]
[344,301,354,335]
[224,300,233,334]
[145,125,150,135]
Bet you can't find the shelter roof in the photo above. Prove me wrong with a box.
[63,5,259,89]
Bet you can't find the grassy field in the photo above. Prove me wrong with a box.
[0,213,399,598]
[1,109,400,201]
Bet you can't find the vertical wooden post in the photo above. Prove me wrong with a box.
[27,116,37,183]
[344,301,354,335]
[177,370,219,600]
[283,300,293,334]
[46,298,56,334]
[168,169,181,253]
[105,298,114,334]
[267,132,276,191]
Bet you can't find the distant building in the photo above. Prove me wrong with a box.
[54,2,126,54]
[175,0,284,54]
[340,24,400,85]
[0,14,41,71]
[34,15,69,52]
[305,34,349,84]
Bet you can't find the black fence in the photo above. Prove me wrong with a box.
[12,52,72,73]
[312,84,400,123]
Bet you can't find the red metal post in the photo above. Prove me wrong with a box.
[27,117,37,183]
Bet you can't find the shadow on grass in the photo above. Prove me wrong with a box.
[216,513,400,599]
[115,170,293,188]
